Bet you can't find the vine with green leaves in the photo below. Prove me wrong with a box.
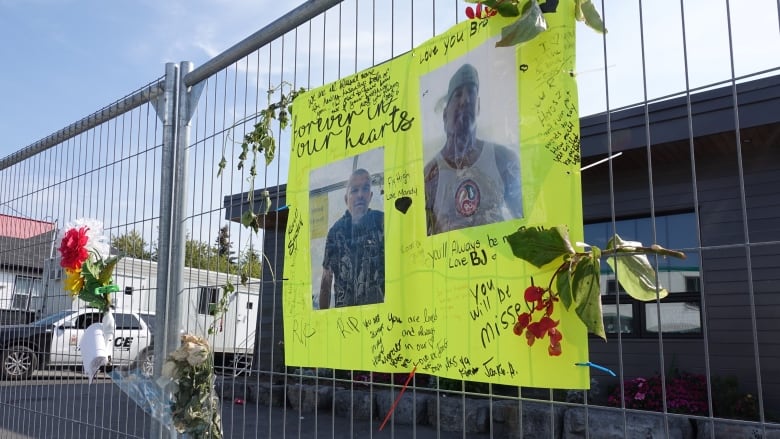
[215,83,304,300]
[218,82,305,234]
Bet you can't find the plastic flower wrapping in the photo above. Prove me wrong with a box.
[162,334,223,438]
[111,333,223,439]
[58,218,120,382]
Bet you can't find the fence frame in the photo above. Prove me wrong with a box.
[2,0,779,437]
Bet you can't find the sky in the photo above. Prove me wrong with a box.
[0,0,308,157]
[2,0,779,159]
[574,0,780,114]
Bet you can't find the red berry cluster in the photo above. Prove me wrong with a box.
[465,3,498,19]
[513,285,563,356]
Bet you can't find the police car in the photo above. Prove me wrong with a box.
[0,308,154,380]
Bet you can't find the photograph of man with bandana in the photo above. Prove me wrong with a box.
[423,63,523,236]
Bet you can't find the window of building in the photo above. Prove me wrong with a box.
[197,286,221,315]
[685,276,701,293]
[605,279,626,294]
[584,212,702,337]
[12,276,42,310]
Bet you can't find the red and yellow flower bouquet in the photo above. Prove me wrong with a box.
[58,218,119,312]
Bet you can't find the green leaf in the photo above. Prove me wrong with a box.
[494,1,521,17]
[260,190,272,215]
[77,266,110,311]
[82,262,102,292]
[495,0,547,47]
[79,293,104,310]
[555,261,573,310]
[241,210,260,233]
[505,226,575,268]
[98,256,120,285]
[606,235,669,301]
[572,248,606,340]
[575,0,607,34]
[263,138,276,165]
[216,157,227,177]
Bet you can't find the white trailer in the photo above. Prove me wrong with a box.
[41,257,260,372]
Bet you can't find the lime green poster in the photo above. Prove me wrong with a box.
[284,5,587,389]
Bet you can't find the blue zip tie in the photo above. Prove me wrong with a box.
[575,361,616,377]
[276,205,289,212]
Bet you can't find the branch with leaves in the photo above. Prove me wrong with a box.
[465,0,606,47]
[215,82,302,294]
[217,83,305,234]
[504,226,685,355]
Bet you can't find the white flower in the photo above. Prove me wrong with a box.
[186,344,210,366]
[61,217,111,261]
[181,333,208,347]
[161,360,179,379]
[170,346,189,362]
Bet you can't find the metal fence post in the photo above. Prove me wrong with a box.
[153,61,181,439]
[149,60,202,439]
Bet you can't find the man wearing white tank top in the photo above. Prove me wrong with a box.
[424,63,523,235]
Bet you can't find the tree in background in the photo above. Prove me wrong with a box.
[185,236,234,273]
[111,229,263,278]
[240,246,263,280]
[111,230,152,260]
[215,225,236,264]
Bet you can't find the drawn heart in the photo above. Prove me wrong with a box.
[394,197,412,214]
